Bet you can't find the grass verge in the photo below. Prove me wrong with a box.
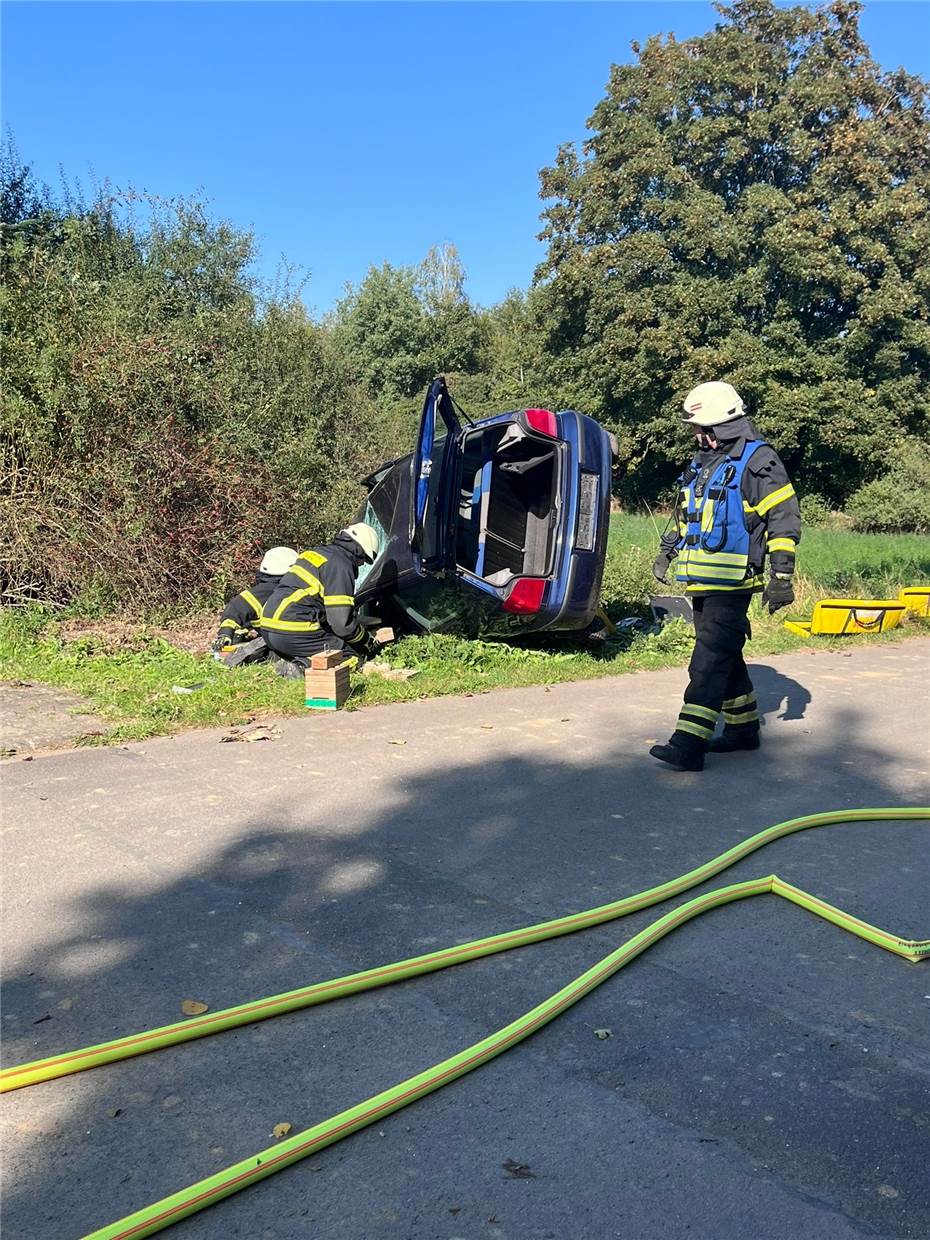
[1,521,927,747]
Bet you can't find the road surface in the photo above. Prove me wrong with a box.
[2,640,929,1239]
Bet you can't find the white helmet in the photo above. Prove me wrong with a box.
[682,381,745,428]
[342,522,380,563]
[259,546,297,576]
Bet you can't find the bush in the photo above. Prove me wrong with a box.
[799,493,831,528]
[846,445,930,534]
[0,160,384,610]
[599,542,655,619]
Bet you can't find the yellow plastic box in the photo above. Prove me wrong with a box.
[784,598,907,638]
[899,586,930,618]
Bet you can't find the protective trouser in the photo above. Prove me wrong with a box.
[671,592,760,753]
[261,627,370,670]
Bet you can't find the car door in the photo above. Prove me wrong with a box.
[411,376,462,574]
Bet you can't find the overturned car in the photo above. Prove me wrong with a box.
[354,378,617,637]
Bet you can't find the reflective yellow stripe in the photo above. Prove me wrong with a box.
[259,618,322,633]
[685,577,763,593]
[767,537,796,553]
[680,564,748,581]
[682,704,719,723]
[265,584,323,626]
[290,564,324,593]
[240,589,262,619]
[723,693,756,709]
[753,484,795,517]
[678,554,748,573]
[676,719,714,741]
[298,549,327,568]
[682,551,749,565]
[724,709,760,724]
[679,553,748,570]
[219,618,237,630]
[323,594,354,606]
[701,496,716,535]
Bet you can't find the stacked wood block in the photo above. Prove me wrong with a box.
[304,650,351,710]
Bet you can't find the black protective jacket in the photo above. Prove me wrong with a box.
[217,571,282,642]
[660,419,801,591]
[259,534,374,651]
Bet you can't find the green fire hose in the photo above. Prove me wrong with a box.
[2,808,927,1239]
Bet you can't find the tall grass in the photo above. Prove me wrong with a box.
[609,515,930,599]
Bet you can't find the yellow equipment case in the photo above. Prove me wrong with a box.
[784,598,907,638]
[899,586,930,618]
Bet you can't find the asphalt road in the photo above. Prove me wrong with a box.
[2,640,929,1240]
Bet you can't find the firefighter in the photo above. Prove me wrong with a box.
[650,382,801,771]
[212,546,297,653]
[259,523,381,676]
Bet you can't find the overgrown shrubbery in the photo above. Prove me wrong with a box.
[0,162,384,611]
[846,444,930,534]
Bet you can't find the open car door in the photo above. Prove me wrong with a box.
[411,375,462,573]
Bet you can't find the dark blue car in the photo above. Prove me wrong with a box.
[355,377,616,636]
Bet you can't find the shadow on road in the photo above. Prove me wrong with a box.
[2,696,928,1239]
[751,664,813,723]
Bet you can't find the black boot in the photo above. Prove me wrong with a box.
[709,730,760,753]
[272,655,305,680]
[649,742,705,772]
[221,635,268,669]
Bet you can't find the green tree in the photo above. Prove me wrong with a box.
[414,243,487,379]
[334,262,432,402]
[535,0,930,504]
[483,288,548,408]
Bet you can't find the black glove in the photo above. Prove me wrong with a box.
[762,575,795,614]
[213,627,248,652]
[652,552,673,585]
[350,626,378,658]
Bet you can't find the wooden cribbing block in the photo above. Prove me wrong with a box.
[310,650,346,670]
[305,664,351,710]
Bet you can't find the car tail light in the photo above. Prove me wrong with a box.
[503,577,546,614]
[524,408,558,437]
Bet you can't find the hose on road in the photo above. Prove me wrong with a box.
[2,808,927,1239]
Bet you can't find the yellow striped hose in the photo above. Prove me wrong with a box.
[1,808,926,1239]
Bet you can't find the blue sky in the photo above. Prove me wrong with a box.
[3,2,928,314]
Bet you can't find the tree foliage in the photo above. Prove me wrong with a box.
[1,155,382,609]
[334,243,487,406]
[535,0,930,502]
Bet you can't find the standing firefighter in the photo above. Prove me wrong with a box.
[650,382,801,771]
[259,523,381,676]
[213,546,297,652]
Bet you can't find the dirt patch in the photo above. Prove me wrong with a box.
[58,614,216,655]
[0,681,106,756]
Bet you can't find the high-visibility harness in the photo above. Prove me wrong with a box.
[675,440,766,590]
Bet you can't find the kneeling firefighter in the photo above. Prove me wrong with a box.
[259,523,381,675]
[650,382,801,772]
[213,546,298,653]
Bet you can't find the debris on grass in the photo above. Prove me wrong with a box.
[360,662,420,682]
